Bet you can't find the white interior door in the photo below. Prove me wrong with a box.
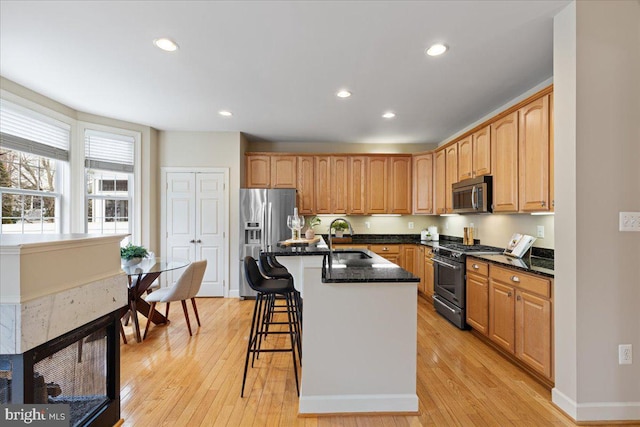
[195,172,225,296]
[164,169,227,297]
[165,172,197,286]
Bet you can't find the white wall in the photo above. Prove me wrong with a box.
[158,131,243,297]
[553,1,640,422]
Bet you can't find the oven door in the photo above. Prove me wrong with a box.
[433,256,465,308]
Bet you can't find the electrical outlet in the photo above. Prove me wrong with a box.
[365,221,371,229]
[619,344,632,365]
[619,212,640,232]
[537,225,545,238]
[408,222,414,229]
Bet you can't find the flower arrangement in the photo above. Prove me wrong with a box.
[331,220,349,232]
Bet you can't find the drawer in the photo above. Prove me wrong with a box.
[491,265,551,298]
[467,259,489,276]
[370,244,401,255]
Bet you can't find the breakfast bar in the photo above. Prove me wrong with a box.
[263,245,419,415]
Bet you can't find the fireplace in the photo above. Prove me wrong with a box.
[0,310,120,427]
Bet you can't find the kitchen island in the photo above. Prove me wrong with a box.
[263,245,419,415]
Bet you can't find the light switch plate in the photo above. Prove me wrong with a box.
[619,212,640,232]
[537,225,545,238]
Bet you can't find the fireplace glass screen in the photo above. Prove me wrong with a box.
[34,329,109,427]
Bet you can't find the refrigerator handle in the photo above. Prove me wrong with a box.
[261,202,267,249]
[268,202,273,249]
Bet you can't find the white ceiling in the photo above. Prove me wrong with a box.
[0,1,569,144]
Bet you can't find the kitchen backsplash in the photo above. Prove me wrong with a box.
[313,213,555,250]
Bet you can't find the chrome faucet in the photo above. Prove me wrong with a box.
[327,217,354,253]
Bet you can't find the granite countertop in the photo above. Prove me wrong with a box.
[322,249,419,283]
[468,254,554,278]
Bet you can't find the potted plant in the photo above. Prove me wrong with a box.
[305,216,321,239]
[331,219,349,238]
[120,243,149,266]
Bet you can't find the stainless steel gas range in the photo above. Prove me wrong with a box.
[432,242,503,329]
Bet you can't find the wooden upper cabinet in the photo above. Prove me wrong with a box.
[314,156,331,213]
[434,149,446,215]
[331,156,348,214]
[246,154,271,188]
[388,156,412,214]
[297,156,315,214]
[412,153,433,214]
[491,112,519,212]
[366,157,388,214]
[458,136,473,181]
[473,126,491,177]
[348,156,367,214]
[445,144,458,213]
[519,95,550,212]
[270,155,297,188]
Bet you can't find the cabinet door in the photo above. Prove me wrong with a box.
[473,125,491,177]
[246,154,271,188]
[549,93,555,212]
[491,112,519,212]
[331,156,348,213]
[466,272,489,336]
[445,144,458,213]
[424,256,434,297]
[401,245,417,275]
[297,156,315,214]
[348,156,367,214]
[367,157,388,214]
[434,149,446,214]
[516,290,552,378]
[388,156,412,214]
[314,156,331,213]
[412,153,433,214]
[489,280,515,353]
[457,136,473,181]
[271,155,297,188]
[416,245,426,294]
[519,95,550,212]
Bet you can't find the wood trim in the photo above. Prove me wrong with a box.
[113,420,125,427]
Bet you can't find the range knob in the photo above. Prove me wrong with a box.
[453,252,461,258]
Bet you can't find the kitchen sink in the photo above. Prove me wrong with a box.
[332,251,372,261]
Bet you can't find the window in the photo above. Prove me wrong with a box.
[0,100,69,234]
[85,130,135,236]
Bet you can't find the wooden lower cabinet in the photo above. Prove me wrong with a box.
[466,259,489,335]
[424,248,434,297]
[415,245,426,295]
[487,265,553,380]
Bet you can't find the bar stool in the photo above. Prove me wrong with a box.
[241,256,300,397]
[258,253,302,357]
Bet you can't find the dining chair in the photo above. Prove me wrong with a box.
[142,260,207,339]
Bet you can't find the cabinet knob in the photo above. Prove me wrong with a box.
[511,275,520,283]
[541,201,546,207]
[473,264,479,269]
[382,247,389,251]
[508,291,512,297]
[189,239,196,243]
[196,239,202,243]
[517,295,521,301]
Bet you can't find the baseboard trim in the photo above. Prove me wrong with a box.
[552,388,640,423]
[228,289,240,298]
[299,394,419,415]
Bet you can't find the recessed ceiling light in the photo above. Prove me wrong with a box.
[382,111,396,119]
[153,38,179,52]
[336,90,352,98]
[218,110,233,117]
[425,43,448,57]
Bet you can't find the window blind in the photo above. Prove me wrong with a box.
[0,99,70,160]
[84,129,135,173]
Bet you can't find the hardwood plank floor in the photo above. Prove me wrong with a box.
[119,295,622,426]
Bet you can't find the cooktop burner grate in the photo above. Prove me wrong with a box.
[438,243,503,253]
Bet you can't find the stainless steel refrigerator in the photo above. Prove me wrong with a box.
[239,188,296,297]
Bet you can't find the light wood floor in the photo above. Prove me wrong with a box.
[119,295,596,426]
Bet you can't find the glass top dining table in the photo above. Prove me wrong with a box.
[122,257,190,343]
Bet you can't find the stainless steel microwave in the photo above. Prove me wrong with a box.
[452,176,493,214]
